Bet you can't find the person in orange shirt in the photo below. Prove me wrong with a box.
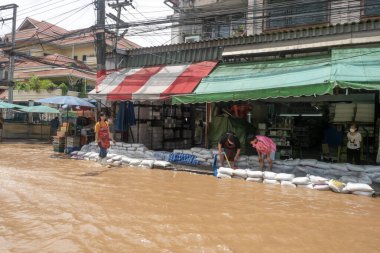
[95,112,115,164]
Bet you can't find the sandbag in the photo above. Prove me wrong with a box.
[364,165,380,173]
[292,177,310,185]
[113,161,122,166]
[248,155,259,162]
[263,179,280,185]
[352,191,374,197]
[106,158,113,164]
[309,175,328,184]
[344,183,374,192]
[154,161,172,168]
[232,169,248,178]
[283,159,300,166]
[272,160,284,165]
[339,176,359,183]
[357,174,372,185]
[328,179,346,193]
[237,155,248,162]
[275,173,295,181]
[330,163,348,172]
[297,184,314,190]
[300,159,317,167]
[280,181,297,188]
[129,159,142,167]
[313,184,330,191]
[263,171,277,180]
[217,173,232,179]
[190,147,203,152]
[272,165,295,173]
[235,161,249,168]
[346,164,365,172]
[139,160,155,169]
[112,155,122,161]
[71,151,79,156]
[246,177,263,183]
[218,167,234,176]
[246,170,263,178]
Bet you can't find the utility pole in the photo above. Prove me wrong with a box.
[107,0,133,69]
[95,0,106,93]
[0,4,18,103]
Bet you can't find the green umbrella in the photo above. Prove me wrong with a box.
[0,101,26,109]
[20,105,60,114]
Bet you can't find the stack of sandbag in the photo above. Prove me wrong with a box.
[235,156,249,169]
[309,175,330,191]
[232,169,248,180]
[292,176,313,189]
[246,170,263,182]
[275,173,296,188]
[217,167,233,179]
[343,183,375,197]
[263,171,280,185]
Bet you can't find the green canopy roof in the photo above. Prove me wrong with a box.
[0,101,26,109]
[172,47,380,104]
[20,105,60,114]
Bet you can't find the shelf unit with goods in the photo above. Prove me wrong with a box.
[267,127,293,159]
[161,104,192,150]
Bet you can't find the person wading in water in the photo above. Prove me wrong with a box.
[95,112,115,165]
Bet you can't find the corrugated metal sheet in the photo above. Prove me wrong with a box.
[123,19,380,67]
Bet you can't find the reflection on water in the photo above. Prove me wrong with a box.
[1,144,380,253]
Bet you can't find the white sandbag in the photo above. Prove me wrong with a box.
[190,147,203,152]
[77,151,86,156]
[246,170,263,178]
[275,173,295,181]
[121,157,133,164]
[352,191,374,197]
[139,160,155,169]
[106,153,116,158]
[297,183,314,190]
[300,159,318,167]
[154,161,172,168]
[263,171,277,180]
[328,179,346,193]
[292,177,310,185]
[309,175,328,184]
[195,158,206,162]
[113,161,122,166]
[330,163,348,172]
[131,143,145,148]
[346,164,365,172]
[232,169,248,178]
[263,179,280,185]
[281,181,297,188]
[217,173,232,179]
[106,158,113,164]
[112,155,123,161]
[314,161,332,170]
[272,160,284,165]
[182,150,194,155]
[71,151,79,156]
[272,165,295,173]
[246,177,263,183]
[364,165,380,173]
[127,147,137,151]
[344,182,374,192]
[232,175,246,180]
[173,149,183,154]
[313,184,330,191]
[218,167,234,176]
[128,159,142,167]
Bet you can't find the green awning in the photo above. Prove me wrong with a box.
[172,47,380,105]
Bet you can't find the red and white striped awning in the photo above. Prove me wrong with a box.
[89,61,217,101]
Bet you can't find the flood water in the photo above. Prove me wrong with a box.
[0,143,380,253]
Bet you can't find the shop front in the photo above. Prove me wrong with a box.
[172,47,380,164]
[89,61,218,150]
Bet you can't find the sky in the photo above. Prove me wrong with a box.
[0,0,174,47]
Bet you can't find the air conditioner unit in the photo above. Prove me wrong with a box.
[184,35,200,43]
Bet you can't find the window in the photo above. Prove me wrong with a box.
[202,14,246,40]
[363,0,380,17]
[82,55,87,62]
[73,55,78,61]
[265,0,329,30]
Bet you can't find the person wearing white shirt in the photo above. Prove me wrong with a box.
[346,123,362,165]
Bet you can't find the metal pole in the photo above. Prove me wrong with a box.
[7,5,17,103]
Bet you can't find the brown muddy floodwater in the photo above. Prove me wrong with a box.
[0,143,379,253]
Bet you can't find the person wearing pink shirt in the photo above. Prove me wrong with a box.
[248,135,277,171]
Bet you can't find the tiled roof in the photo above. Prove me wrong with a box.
[7,17,140,49]
[15,54,92,71]
[15,68,96,81]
